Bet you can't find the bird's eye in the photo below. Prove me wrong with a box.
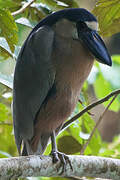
[76,21,90,32]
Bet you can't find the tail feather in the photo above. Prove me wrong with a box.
[22,133,51,155]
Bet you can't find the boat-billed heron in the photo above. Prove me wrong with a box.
[13,8,112,161]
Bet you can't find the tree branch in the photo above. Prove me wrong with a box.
[0,155,120,179]
[12,0,36,17]
[62,89,120,131]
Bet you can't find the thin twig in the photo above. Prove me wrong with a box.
[61,89,120,131]
[12,0,36,17]
[80,94,118,155]
[78,99,94,116]
[78,99,83,104]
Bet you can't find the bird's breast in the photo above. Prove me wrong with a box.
[52,34,94,94]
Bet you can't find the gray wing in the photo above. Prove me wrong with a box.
[13,26,55,153]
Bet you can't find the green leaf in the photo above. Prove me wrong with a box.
[0,37,13,59]
[68,120,83,145]
[40,0,67,11]
[0,9,18,53]
[24,3,47,22]
[0,73,13,89]
[58,102,102,155]
[94,72,119,112]
[44,143,51,155]
[94,62,120,112]
[57,135,82,154]
[0,150,11,158]
[15,18,34,28]
[37,0,78,12]
[55,0,79,8]
[81,113,102,155]
[99,63,120,89]
[99,135,120,159]
[112,54,120,64]
[14,45,21,59]
[0,124,16,157]
[70,102,102,155]
[0,0,21,12]
[16,23,31,46]
[93,0,120,37]
[0,103,10,122]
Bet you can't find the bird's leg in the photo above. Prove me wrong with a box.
[50,131,73,172]
[51,130,59,163]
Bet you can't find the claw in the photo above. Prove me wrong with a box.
[51,150,59,163]
[50,131,73,174]
[51,151,73,174]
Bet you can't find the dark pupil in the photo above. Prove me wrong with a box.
[76,21,89,32]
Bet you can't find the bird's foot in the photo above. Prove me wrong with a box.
[50,150,73,174]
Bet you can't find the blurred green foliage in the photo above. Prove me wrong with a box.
[0,9,18,59]
[93,0,120,37]
[0,0,119,180]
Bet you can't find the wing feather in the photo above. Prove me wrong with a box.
[13,26,55,153]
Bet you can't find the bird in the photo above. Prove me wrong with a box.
[13,8,112,161]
